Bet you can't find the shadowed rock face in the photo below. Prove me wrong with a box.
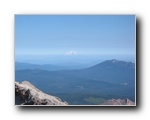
[100,98,135,105]
[15,81,68,105]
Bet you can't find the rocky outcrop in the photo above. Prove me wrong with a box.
[100,98,135,105]
[15,81,68,105]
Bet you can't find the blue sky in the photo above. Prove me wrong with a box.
[15,15,135,56]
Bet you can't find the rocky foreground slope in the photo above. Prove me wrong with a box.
[15,81,68,105]
[100,98,135,105]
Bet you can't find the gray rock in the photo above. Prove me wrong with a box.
[100,98,135,105]
[15,81,68,106]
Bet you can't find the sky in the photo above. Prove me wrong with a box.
[15,15,135,56]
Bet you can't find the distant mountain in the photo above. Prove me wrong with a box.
[61,59,135,84]
[15,62,88,71]
[64,50,77,55]
[15,62,66,71]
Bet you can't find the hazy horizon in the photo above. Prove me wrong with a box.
[15,54,135,65]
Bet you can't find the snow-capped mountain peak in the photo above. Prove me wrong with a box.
[65,51,77,55]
